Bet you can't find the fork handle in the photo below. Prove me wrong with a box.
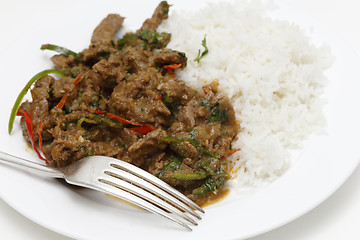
[0,151,63,178]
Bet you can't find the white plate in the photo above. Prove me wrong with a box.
[0,0,360,239]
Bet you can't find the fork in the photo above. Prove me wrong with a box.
[0,151,204,231]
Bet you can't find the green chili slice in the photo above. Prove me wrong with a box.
[40,44,79,58]
[8,69,66,134]
[170,171,207,180]
[77,117,98,130]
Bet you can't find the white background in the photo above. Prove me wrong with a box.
[0,0,359,239]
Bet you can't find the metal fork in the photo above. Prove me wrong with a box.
[0,151,204,230]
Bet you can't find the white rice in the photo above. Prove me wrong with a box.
[158,0,333,188]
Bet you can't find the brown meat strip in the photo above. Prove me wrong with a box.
[141,1,170,31]
[91,14,125,44]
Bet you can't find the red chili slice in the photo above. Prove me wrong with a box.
[86,108,141,126]
[228,148,241,156]
[156,94,162,101]
[38,121,48,162]
[16,109,48,162]
[71,75,82,85]
[56,75,82,110]
[83,108,155,134]
[128,124,156,134]
[55,92,69,109]
[162,63,182,70]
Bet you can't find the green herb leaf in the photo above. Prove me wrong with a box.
[117,33,136,49]
[189,128,199,138]
[192,169,227,195]
[209,102,229,123]
[162,136,218,158]
[136,30,170,49]
[194,35,209,63]
[157,156,182,178]
[168,50,186,58]
[160,1,170,16]
[89,100,98,107]
[164,95,172,103]
[199,98,210,107]
[63,105,72,114]
[92,115,122,128]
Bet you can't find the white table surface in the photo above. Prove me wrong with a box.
[1,0,360,239]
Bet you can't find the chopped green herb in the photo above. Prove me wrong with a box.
[164,99,179,120]
[135,41,147,50]
[137,30,170,49]
[76,114,122,130]
[164,95,172,103]
[63,105,72,114]
[157,156,182,178]
[160,1,170,16]
[177,51,186,58]
[92,115,122,128]
[83,131,93,140]
[91,93,101,98]
[189,128,199,138]
[199,98,210,107]
[118,143,126,149]
[85,150,95,157]
[78,144,94,157]
[194,158,213,173]
[89,100,98,107]
[99,52,110,60]
[209,102,229,123]
[137,29,153,41]
[118,29,170,50]
[78,145,87,151]
[162,136,218,158]
[52,160,58,168]
[65,117,80,130]
[168,50,186,58]
[192,169,227,195]
[117,33,136,49]
[194,35,209,63]
[62,66,80,78]
[124,74,131,80]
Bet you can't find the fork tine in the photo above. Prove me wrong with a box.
[108,164,202,220]
[101,171,199,226]
[94,177,193,231]
[109,160,205,214]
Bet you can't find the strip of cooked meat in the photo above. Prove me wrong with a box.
[141,1,170,31]
[91,14,125,44]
